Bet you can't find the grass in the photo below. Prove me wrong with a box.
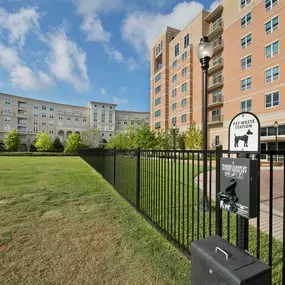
[91,154,283,285]
[0,157,190,285]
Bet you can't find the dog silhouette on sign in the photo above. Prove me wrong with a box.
[234,129,253,148]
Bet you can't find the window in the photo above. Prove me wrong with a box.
[241,12,251,28]
[33,111,39,117]
[155,122,161,129]
[74,117,79,122]
[265,16,279,35]
[131,121,134,125]
[241,99,252,112]
[4,116,11,122]
[212,109,221,121]
[213,90,222,103]
[181,114,187,123]
[265,41,279,59]
[155,85,161,94]
[265,0,278,12]
[58,116,63,120]
[265,91,279,108]
[241,55,252,70]
[213,54,222,66]
[265,66,279,83]
[182,67,188,77]
[94,109,98,122]
[182,51,188,61]
[241,0,251,8]
[174,44,179,57]
[102,110,106,122]
[172,117,177,126]
[42,105,46,110]
[213,71,222,84]
[50,106,54,111]
[50,114,54,119]
[172,103,177,111]
[278,125,285,135]
[172,74,177,82]
[33,127,39,133]
[182,83,187,92]
[184,34,189,48]
[181,98,187,107]
[241,33,251,49]
[42,121,47,126]
[33,119,38,125]
[155,41,163,56]
[215,135,220,146]
[241,77,252,91]
[109,112,113,123]
[172,60,177,68]
[155,110,161,117]
[83,118,87,122]
[155,73,161,82]
[49,121,54,126]
[4,107,11,113]
[261,127,267,136]
[42,112,47,118]
[172,88,177,97]
[67,117,71,121]
[4,98,11,105]
[155,98,161,106]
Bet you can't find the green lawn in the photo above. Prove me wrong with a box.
[0,157,190,285]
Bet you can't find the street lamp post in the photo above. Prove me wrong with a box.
[173,125,176,150]
[197,36,214,212]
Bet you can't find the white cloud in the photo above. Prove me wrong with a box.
[104,46,124,62]
[0,7,39,46]
[210,0,222,11]
[113,96,128,105]
[100,88,107,96]
[121,1,203,60]
[0,42,53,90]
[126,57,137,71]
[45,28,90,92]
[119,86,128,93]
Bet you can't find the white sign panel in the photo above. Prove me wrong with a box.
[228,112,260,153]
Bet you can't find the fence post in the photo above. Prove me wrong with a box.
[215,145,223,237]
[113,147,116,187]
[136,148,141,210]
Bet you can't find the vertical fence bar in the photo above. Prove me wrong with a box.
[158,151,161,227]
[215,145,223,237]
[171,151,173,238]
[182,152,185,248]
[283,153,285,284]
[113,148,116,187]
[197,153,200,240]
[209,153,212,236]
[256,154,260,259]
[187,152,190,251]
[191,152,195,242]
[269,153,273,266]
[156,151,158,225]
[167,151,170,235]
[164,151,167,232]
[178,152,181,245]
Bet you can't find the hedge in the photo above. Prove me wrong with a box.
[0,152,77,156]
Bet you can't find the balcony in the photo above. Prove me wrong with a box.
[17,112,30,119]
[207,19,224,40]
[57,110,65,115]
[208,114,223,125]
[208,57,224,74]
[212,38,224,55]
[18,103,27,109]
[18,121,27,126]
[205,5,223,22]
[208,75,224,91]
[1,111,14,116]
[208,94,224,108]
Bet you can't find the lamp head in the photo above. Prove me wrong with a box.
[274,121,279,128]
[196,36,213,60]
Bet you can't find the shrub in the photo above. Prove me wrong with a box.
[3,129,20,151]
[0,152,76,156]
[34,131,53,152]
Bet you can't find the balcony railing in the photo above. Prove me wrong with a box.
[17,121,27,126]
[17,113,30,119]
[1,111,14,116]
[208,94,223,107]
[208,75,224,91]
[209,57,224,74]
[208,114,223,125]
[212,38,224,55]
[18,104,27,109]
[208,19,224,40]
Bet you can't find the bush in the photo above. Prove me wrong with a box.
[34,132,53,152]
[3,129,20,151]
[64,133,82,154]
[0,152,76,156]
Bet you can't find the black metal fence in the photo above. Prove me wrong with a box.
[78,148,285,285]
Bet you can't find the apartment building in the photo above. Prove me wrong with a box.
[151,0,285,157]
[0,93,149,149]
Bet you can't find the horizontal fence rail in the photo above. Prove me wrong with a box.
[78,148,285,285]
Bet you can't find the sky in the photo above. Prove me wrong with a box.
[0,0,219,111]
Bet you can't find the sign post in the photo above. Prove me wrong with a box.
[217,112,261,251]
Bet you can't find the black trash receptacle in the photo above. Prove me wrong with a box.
[191,235,271,285]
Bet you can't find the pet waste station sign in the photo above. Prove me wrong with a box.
[228,112,260,153]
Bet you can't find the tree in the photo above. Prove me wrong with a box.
[184,123,203,150]
[177,132,186,150]
[64,133,82,154]
[81,129,100,148]
[34,131,53,152]
[52,136,64,152]
[3,129,20,151]
[134,124,158,149]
